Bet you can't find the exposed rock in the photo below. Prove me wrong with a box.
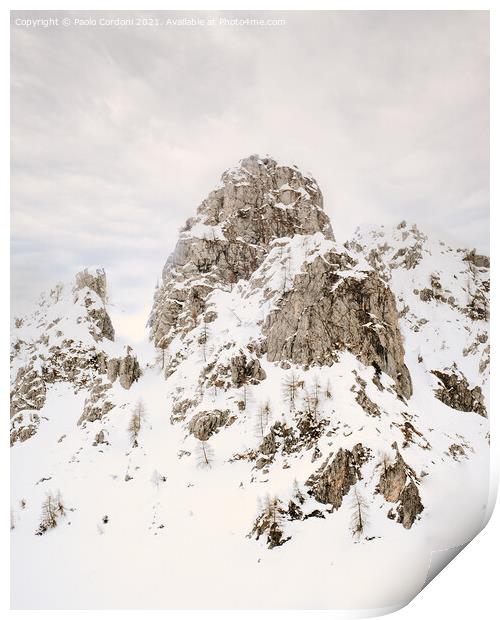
[93,429,109,446]
[448,443,468,461]
[78,379,115,426]
[106,358,120,383]
[306,444,370,509]
[230,351,266,387]
[74,268,114,341]
[118,347,141,390]
[188,409,234,441]
[464,250,490,269]
[390,481,424,529]
[149,155,333,351]
[264,255,412,398]
[74,267,108,302]
[377,446,409,503]
[10,411,39,446]
[355,383,382,418]
[171,398,198,424]
[249,496,291,549]
[432,369,486,417]
[377,443,423,529]
[10,364,47,418]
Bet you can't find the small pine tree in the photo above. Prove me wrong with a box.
[302,387,321,422]
[199,322,210,362]
[255,401,272,439]
[196,440,214,469]
[282,371,301,412]
[350,487,369,539]
[37,491,65,534]
[324,378,333,399]
[151,469,164,491]
[128,400,146,447]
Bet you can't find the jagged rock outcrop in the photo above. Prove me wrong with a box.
[249,496,291,549]
[107,347,141,390]
[10,269,140,445]
[432,369,486,417]
[188,409,235,441]
[10,364,47,417]
[377,443,423,529]
[230,351,266,387]
[73,268,115,342]
[78,378,115,426]
[306,444,371,509]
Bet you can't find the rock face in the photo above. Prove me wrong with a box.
[146,156,460,542]
[432,369,486,417]
[78,379,115,426]
[264,255,412,398]
[377,443,423,529]
[107,347,142,390]
[306,444,370,509]
[230,351,266,387]
[73,268,115,342]
[188,409,234,441]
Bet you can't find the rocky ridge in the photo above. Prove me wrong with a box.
[10,269,141,444]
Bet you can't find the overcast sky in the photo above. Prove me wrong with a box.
[11,11,489,339]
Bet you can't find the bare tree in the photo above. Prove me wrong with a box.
[198,322,210,362]
[37,491,65,535]
[324,378,333,400]
[302,387,321,423]
[128,400,146,448]
[255,401,272,439]
[196,440,214,469]
[282,371,301,412]
[350,487,369,539]
[151,469,166,491]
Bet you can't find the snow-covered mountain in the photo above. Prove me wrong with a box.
[10,156,490,610]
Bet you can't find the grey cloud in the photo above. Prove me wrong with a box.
[11,10,489,322]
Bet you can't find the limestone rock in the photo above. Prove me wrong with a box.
[377,443,423,529]
[188,409,234,441]
[78,379,115,426]
[432,369,486,417]
[264,254,412,398]
[306,444,370,509]
[230,351,266,387]
[148,155,333,350]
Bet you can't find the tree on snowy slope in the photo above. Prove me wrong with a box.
[128,399,146,448]
[282,371,302,413]
[350,486,369,539]
[255,401,272,439]
[196,440,214,468]
[36,491,65,535]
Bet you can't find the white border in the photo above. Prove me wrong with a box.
[3,2,497,618]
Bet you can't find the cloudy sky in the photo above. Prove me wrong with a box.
[11,10,489,339]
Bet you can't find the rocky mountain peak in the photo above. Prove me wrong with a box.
[149,156,413,400]
[180,154,333,248]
